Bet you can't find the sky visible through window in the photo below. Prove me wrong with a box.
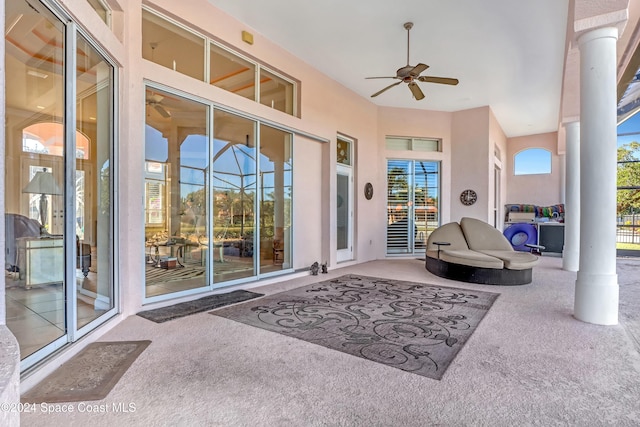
[514,148,551,175]
[618,111,640,147]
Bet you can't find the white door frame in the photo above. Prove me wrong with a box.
[336,134,354,262]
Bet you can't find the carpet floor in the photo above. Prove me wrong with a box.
[19,257,640,426]
[212,274,498,379]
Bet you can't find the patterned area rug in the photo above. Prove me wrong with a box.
[145,264,205,285]
[212,275,499,380]
[21,341,151,403]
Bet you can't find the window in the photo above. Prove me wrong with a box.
[386,137,441,152]
[337,137,351,166]
[259,68,295,115]
[86,0,110,26]
[210,43,256,101]
[616,113,640,250]
[142,7,297,116]
[142,9,205,81]
[514,148,552,175]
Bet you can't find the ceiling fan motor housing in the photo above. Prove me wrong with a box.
[366,22,458,99]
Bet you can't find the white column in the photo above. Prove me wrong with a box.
[574,27,619,325]
[563,122,580,272]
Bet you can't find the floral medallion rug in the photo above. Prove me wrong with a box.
[212,274,499,380]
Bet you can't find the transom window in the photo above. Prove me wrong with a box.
[386,136,441,152]
[142,8,297,117]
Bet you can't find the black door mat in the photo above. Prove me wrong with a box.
[137,290,263,323]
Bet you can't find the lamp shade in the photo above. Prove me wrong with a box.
[22,171,63,196]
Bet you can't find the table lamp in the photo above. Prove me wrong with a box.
[22,169,63,228]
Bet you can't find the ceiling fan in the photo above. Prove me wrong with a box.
[146,93,171,118]
[366,22,459,100]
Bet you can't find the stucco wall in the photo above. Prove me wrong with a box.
[451,107,492,223]
[506,132,562,206]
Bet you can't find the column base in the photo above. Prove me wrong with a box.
[562,248,579,272]
[574,272,619,325]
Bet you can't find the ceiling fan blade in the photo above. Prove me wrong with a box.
[371,81,403,97]
[409,63,429,77]
[365,76,398,79]
[154,104,171,118]
[417,76,459,85]
[408,82,425,100]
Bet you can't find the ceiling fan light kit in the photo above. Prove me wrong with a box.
[366,22,459,100]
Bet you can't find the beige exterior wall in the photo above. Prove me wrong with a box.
[506,132,563,207]
[450,107,492,223]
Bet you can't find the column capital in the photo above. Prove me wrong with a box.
[577,26,619,48]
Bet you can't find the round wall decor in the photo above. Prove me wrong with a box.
[460,189,477,206]
[364,182,374,200]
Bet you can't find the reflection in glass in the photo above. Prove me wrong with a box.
[213,111,257,282]
[75,34,114,327]
[142,9,205,81]
[260,68,294,115]
[5,0,66,359]
[211,43,255,101]
[414,161,439,249]
[144,88,209,297]
[259,125,292,272]
[336,174,349,251]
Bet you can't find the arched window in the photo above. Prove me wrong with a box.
[514,148,551,175]
[22,122,90,159]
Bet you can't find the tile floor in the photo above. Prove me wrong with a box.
[5,270,106,359]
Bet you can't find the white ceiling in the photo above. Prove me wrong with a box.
[207,0,569,138]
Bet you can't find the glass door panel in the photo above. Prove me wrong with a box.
[144,88,209,297]
[75,34,114,328]
[337,173,350,251]
[213,110,256,283]
[336,167,353,261]
[259,124,292,272]
[336,136,353,262]
[414,161,440,251]
[5,0,67,360]
[387,161,412,253]
[386,160,440,255]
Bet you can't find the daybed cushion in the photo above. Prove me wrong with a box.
[477,250,538,270]
[438,249,504,269]
[460,217,513,251]
[426,221,470,259]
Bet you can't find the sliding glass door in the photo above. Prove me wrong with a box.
[5,0,116,370]
[144,87,293,298]
[386,160,440,255]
